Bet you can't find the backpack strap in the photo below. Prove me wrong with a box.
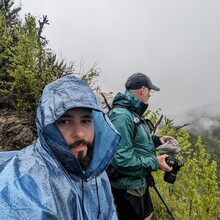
[111,104,147,137]
[100,92,112,112]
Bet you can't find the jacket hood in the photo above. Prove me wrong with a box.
[112,90,148,116]
[36,75,121,180]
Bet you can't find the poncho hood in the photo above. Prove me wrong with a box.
[37,75,121,179]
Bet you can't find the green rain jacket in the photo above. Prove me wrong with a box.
[108,90,161,190]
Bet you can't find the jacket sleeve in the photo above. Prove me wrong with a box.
[152,135,162,148]
[108,109,158,177]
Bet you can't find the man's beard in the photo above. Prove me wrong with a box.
[69,140,94,170]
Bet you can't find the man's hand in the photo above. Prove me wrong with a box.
[157,154,172,172]
[159,136,174,144]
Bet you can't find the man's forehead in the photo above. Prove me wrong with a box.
[62,108,93,117]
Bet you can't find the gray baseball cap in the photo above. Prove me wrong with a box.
[125,73,160,91]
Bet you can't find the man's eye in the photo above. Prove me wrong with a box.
[58,120,69,124]
[56,119,71,126]
[82,119,92,124]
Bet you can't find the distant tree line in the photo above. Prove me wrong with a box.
[0,1,220,219]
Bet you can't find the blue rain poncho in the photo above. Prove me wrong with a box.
[0,76,121,220]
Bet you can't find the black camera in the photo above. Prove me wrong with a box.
[164,156,184,184]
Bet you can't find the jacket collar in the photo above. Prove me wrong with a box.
[113,90,148,117]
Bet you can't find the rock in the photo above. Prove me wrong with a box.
[0,92,14,108]
[95,92,114,113]
[0,108,35,151]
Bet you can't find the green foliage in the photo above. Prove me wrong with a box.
[0,1,76,111]
[179,136,219,219]
[0,0,21,26]
[6,15,42,110]
[148,111,220,220]
[188,125,220,183]
[0,13,14,83]
[0,2,99,112]
[81,68,100,90]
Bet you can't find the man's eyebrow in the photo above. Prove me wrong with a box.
[59,114,93,119]
[81,115,93,119]
[59,114,72,119]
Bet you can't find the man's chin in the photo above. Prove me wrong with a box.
[78,151,93,170]
[69,141,94,169]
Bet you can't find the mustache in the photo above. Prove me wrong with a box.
[69,139,92,149]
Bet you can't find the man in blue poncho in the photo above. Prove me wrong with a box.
[0,75,121,220]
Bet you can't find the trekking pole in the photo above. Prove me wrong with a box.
[147,174,176,220]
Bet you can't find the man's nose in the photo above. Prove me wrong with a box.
[71,123,84,138]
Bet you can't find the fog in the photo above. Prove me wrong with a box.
[15,0,220,124]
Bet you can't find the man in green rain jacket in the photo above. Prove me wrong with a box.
[108,73,173,220]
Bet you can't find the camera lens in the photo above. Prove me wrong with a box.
[164,170,177,184]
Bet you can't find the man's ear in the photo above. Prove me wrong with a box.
[140,86,145,95]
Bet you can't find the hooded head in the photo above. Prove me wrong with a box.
[36,75,121,179]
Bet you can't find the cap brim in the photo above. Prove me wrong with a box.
[149,84,160,91]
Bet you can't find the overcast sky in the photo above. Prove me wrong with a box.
[14,0,220,124]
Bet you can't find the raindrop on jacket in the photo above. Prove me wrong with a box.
[0,75,121,220]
